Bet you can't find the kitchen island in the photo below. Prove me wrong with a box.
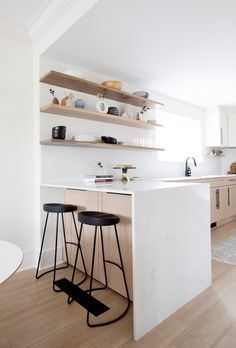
[41,180,211,340]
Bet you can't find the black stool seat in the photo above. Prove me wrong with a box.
[78,211,119,226]
[43,203,77,213]
[66,209,130,327]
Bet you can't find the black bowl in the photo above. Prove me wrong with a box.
[107,107,119,116]
[101,136,117,144]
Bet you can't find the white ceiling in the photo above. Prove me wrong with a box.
[43,0,236,107]
[0,0,51,30]
[2,0,236,107]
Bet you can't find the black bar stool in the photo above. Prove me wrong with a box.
[71,210,130,327]
[36,203,87,292]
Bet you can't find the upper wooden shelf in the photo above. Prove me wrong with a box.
[40,104,163,129]
[40,70,163,109]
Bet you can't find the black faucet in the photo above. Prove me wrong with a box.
[185,157,197,177]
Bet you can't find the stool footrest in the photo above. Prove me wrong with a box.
[54,278,110,317]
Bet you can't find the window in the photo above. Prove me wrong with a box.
[157,111,202,162]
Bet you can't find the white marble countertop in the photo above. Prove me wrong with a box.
[41,179,203,195]
[41,174,235,194]
[157,174,236,181]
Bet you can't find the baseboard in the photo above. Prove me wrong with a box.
[18,246,64,271]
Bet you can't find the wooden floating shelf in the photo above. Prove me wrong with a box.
[40,139,165,152]
[40,70,163,109]
[40,104,163,129]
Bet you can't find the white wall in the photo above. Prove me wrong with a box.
[0,20,35,269]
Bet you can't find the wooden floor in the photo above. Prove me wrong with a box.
[1,221,236,348]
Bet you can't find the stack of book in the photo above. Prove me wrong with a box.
[84,175,114,184]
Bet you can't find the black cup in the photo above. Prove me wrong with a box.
[107,107,119,116]
[52,126,66,140]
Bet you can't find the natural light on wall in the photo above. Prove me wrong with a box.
[157,111,203,162]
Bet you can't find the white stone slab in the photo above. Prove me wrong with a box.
[132,183,211,340]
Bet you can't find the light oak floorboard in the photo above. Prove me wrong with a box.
[0,337,12,348]
[1,222,236,347]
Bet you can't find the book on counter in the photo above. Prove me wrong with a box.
[84,174,114,183]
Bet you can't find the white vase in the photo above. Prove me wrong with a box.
[96,99,108,113]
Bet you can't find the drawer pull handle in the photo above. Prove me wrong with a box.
[216,189,220,209]
[228,187,231,206]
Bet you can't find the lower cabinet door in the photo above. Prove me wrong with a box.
[228,184,236,218]
[101,192,132,299]
[64,189,101,281]
[64,189,133,299]
[210,188,220,223]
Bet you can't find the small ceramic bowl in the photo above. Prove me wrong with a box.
[133,91,149,99]
[74,99,85,108]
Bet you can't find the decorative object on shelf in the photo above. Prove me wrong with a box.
[61,92,74,106]
[52,126,66,140]
[208,149,224,157]
[133,91,149,99]
[121,112,129,118]
[113,164,136,182]
[73,134,97,142]
[136,104,150,121]
[101,80,122,90]
[107,106,119,116]
[96,93,108,113]
[49,89,59,104]
[74,98,85,108]
[101,136,117,144]
[84,174,114,184]
[229,162,236,173]
[97,161,104,174]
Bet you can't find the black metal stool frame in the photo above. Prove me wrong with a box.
[70,219,131,327]
[36,209,87,292]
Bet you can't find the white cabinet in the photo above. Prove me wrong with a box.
[205,106,228,147]
[227,108,236,146]
[205,106,236,147]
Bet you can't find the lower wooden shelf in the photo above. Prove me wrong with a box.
[40,139,165,152]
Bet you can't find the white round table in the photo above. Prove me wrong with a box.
[0,241,23,284]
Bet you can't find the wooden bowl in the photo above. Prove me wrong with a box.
[230,162,236,172]
[101,80,122,90]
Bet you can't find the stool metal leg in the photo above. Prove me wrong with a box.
[100,226,108,288]
[53,213,60,292]
[114,224,130,303]
[35,212,49,279]
[88,225,98,296]
[61,212,69,267]
[68,221,88,304]
[36,211,70,284]
[87,224,130,327]
[71,212,87,277]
